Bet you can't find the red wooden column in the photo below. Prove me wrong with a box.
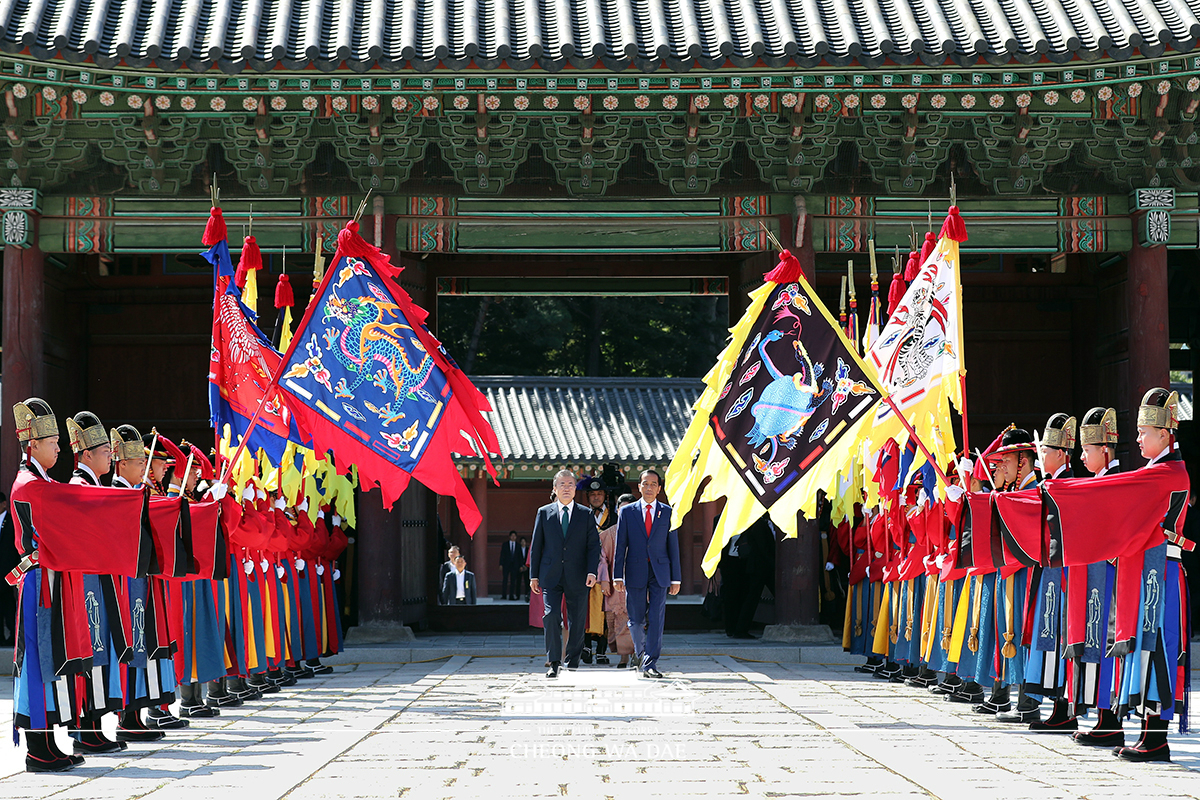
[1,242,45,494]
[1126,238,1170,462]
[470,472,489,597]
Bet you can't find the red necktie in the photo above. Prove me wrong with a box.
[645,504,653,537]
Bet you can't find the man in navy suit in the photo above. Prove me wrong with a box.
[529,470,601,678]
[613,470,681,678]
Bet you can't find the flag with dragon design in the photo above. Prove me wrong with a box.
[275,220,501,533]
[665,251,884,576]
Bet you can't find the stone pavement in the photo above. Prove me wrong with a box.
[1,649,1198,799]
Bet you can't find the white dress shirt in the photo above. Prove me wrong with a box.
[455,569,467,600]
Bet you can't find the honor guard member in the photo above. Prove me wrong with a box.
[1014,413,1076,729]
[1071,407,1124,746]
[10,399,86,772]
[974,428,1039,718]
[1114,388,1192,762]
[65,412,129,755]
[116,432,174,741]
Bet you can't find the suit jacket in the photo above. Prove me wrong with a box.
[529,502,601,590]
[614,500,682,588]
[499,540,522,570]
[440,569,477,604]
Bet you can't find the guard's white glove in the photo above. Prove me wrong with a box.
[332,515,342,527]
[207,481,229,501]
[295,558,306,571]
[243,560,254,576]
[333,568,342,581]
[956,457,975,483]
[260,558,270,572]
[944,485,966,503]
[299,498,309,513]
[273,497,286,510]
[317,511,326,519]
[242,486,256,502]
[276,564,285,579]
[317,564,325,576]
[256,488,267,501]
[935,553,950,570]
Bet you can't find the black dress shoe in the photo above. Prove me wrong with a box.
[581,649,593,665]
[116,726,166,742]
[180,704,220,718]
[596,655,610,665]
[546,664,560,678]
[643,667,664,679]
[26,753,79,773]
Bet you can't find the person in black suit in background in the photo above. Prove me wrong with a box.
[440,556,477,605]
[437,545,460,605]
[530,470,601,678]
[499,531,522,600]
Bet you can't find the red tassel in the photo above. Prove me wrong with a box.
[940,205,969,243]
[763,250,803,284]
[202,207,226,247]
[919,232,936,265]
[887,272,907,315]
[334,220,403,278]
[274,274,294,309]
[904,251,920,282]
[236,235,263,288]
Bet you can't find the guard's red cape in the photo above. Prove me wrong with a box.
[962,461,1190,655]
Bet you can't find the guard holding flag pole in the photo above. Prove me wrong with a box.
[65,412,129,755]
[1015,413,1076,729]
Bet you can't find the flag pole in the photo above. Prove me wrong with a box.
[948,178,970,456]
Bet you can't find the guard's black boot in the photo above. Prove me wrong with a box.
[1029,699,1077,732]
[305,658,333,676]
[71,724,127,754]
[854,656,884,674]
[116,708,165,742]
[973,683,1010,714]
[947,680,984,704]
[248,672,280,694]
[1114,715,1170,762]
[875,661,902,680]
[179,681,220,717]
[930,674,963,695]
[26,731,79,773]
[905,667,938,688]
[268,667,297,687]
[228,676,262,702]
[205,678,243,708]
[1074,709,1124,746]
[147,704,189,729]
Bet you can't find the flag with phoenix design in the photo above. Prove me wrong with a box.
[666,252,883,576]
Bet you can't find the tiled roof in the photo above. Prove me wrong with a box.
[454,376,702,466]
[5,0,1200,71]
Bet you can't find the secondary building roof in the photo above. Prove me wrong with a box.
[5,0,1200,72]
[454,375,703,470]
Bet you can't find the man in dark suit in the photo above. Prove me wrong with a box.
[437,545,460,605]
[530,470,601,677]
[499,531,522,600]
[440,556,477,605]
[614,470,681,679]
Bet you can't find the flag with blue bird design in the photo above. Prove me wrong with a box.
[666,250,884,575]
[276,220,501,533]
